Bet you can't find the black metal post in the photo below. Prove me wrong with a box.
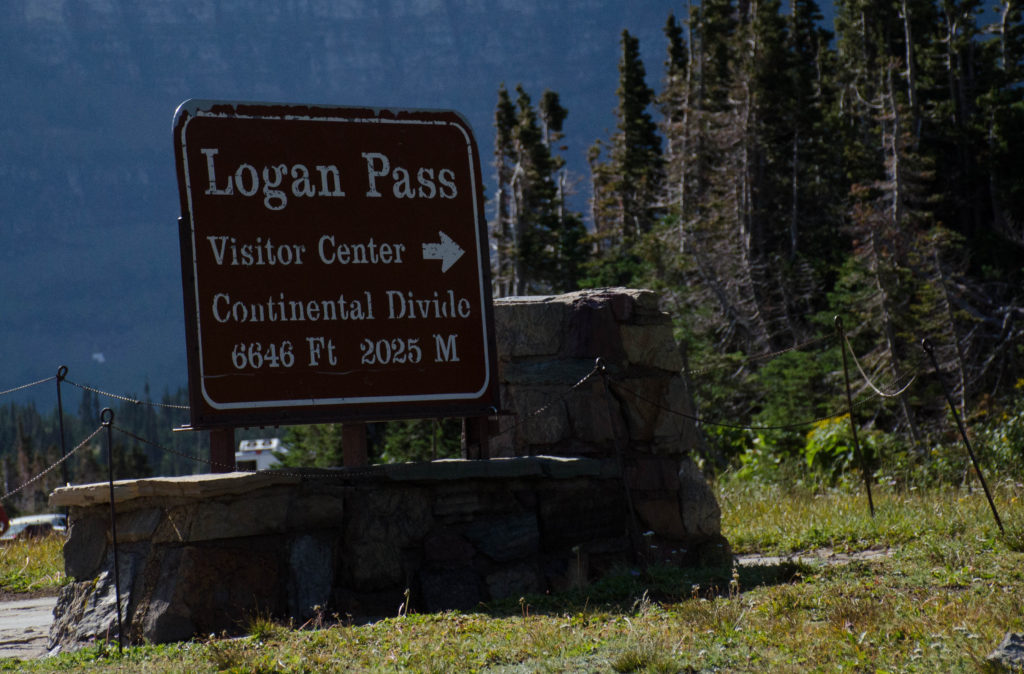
[55,366,69,489]
[921,339,1004,534]
[101,408,124,653]
[836,316,875,518]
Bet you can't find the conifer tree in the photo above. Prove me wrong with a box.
[281,423,346,467]
[660,13,691,215]
[491,84,519,297]
[538,91,589,291]
[617,30,664,239]
[587,30,664,286]
[831,59,937,439]
[694,0,738,107]
[489,85,585,295]
[650,1,772,353]
[590,31,664,242]
[512,85,559,293]
[980,0,1024,244]
[78,388,99,427]
[785,0,841,263]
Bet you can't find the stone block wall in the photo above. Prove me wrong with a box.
[492,288,699,457]
[49,459,728,650]
[48,288,728,651]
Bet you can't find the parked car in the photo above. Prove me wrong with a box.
[0,514,68,541]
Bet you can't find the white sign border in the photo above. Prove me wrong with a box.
[175,100,494,412]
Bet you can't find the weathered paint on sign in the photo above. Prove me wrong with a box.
[173,100,499,428]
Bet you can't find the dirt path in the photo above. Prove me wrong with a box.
[736,547,893,568]
[0,595,57,660]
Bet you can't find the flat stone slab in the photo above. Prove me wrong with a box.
[50,471,303,507]
[50,457,619,508]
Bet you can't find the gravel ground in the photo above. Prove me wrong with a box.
[0,595,57,660]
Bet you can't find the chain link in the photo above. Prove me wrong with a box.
[66,379,191,410]
[0,375,56,399]
[0,330,926,492]
[841,334,923,399]
[490,360,604,440]
[111,424,224,470]
[1,426,103,502]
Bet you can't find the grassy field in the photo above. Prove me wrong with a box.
[3,479,1023,672]
[0,534,66,597]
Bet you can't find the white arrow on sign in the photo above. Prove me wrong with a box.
[421,230,465,273]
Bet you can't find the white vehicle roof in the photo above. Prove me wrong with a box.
[1,513,68,540]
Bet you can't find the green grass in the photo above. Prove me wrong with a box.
[4,481,1023,671]
[0,534,67,594]
[718,477,1023,555]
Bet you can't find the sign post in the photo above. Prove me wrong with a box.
[173,100,499,432]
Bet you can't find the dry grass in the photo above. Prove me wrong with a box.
[0,533,66,595]
[4,482,1023,671]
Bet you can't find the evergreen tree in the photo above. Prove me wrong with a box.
[280,423,347,468]
[73,445,105,486]
[593,29,663,255]
[785,0,841,263]
[537,90,589,291]
[490,85,586,294]
[491,84,519,297]
[831,60,937,440]
[77,388,99,427]
[694,0,739,107]
[908,226,971,416]
[379,419,461,463]
[614,29,665,240]
[513,85,561,292]
[111,441,152,481]
[660,13,692,218]
[980,0,1024,247]
[12,419,33,512]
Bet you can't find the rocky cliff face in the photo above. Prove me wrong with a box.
[1,0,680,401]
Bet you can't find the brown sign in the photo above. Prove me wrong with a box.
[173,100,499,428]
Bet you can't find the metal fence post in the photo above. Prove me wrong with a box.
[921,339,1004,534]
[836,316,875,518]
[55,366,69,488]
[101,408,124,653]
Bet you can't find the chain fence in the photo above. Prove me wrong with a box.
[64,379,191,411]
[0,375,55,398]
[0,328,938,500]
[1,426,103,502]
[840,332,924,399]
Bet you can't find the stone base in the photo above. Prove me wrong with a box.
[49,457,728,650]
[48,289,728,650]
